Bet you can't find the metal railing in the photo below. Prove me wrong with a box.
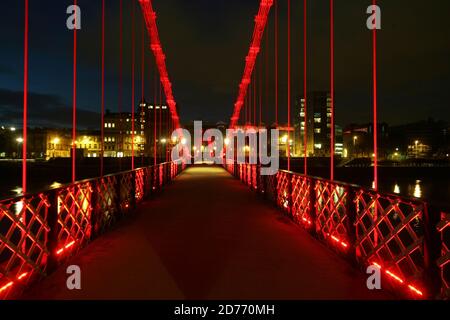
[226,162,448,300]
[0,161,185,299]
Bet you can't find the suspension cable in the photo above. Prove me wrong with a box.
[22,0,29,193]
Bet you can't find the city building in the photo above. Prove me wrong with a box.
[296,92,342,157]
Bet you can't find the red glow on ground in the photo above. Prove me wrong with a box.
[385,270,404,284]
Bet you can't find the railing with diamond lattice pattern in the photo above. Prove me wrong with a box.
[0,161,184,299]
[224,163,447,299]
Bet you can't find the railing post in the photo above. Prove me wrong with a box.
[308,178,317,236]
[143,168,149,199]
[46,189,59,273]
[345,186,358,263]
[423,204,442,299]
[130,170,137,211]
[115,173,123,218]
[90,180,99,239]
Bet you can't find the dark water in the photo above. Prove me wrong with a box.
[1,159,449,208]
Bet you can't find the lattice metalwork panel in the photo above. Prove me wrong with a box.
[276,172,290,211]
[120,173,133,211]
[437,212,449,299]
[135,169,145,203]
[291,175,312,227]
[95,176,118,232]
[56,182,93,258]
[315,180,349,249]
[159,164,165,187]
[354,190,425,292]
[152,166,159,190]
[0,195,50,298]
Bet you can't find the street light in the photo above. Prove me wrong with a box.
[16,137,24,144]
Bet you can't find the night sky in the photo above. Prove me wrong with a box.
[0,0,449,129]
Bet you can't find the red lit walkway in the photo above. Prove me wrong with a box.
[24,166,391,300]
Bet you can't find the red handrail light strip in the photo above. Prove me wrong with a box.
[385,270,404,284]
[56,240,76,256]
[330,234,348,248]
[408,285,424,297]
[138,0,181,129]
[230,0,273,128]
[0,272,29,295]
[371,262,424,297]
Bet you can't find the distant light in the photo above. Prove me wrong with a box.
[172,137,177,143]
[161,138,167,144]
[181,138,187,145]
[16,137,24,143]
[52,137,60,144]
[10,127,16,132]
[224,138,230,146]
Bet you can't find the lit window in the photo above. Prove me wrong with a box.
[314,118,321,123]
[315,128,321,134]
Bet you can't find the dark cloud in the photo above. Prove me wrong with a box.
[0,88,100,129]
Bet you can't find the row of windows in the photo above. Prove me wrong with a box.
[105,123,116,128]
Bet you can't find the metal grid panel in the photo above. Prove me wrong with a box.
[135,169,145,203]
[315,180,349,248]
[354,190,425,290]
[438,212,449,299]
[95,175,118,232]
[0,195,50,298]
[292,174,312,227]
[120,173,133,211]
[276,172,290,211]
[56,182,93,257]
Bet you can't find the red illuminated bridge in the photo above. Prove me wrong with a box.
[0,0,448,300]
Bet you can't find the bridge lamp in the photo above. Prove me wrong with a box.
[224,138,230,146]
[161,138,167,144]
[16,137,24,144]
[181,138,187,145]
[171,137,178,144]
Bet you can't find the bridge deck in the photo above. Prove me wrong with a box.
[24,166,390,300]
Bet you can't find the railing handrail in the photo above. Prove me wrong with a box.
[0,162,176,204]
